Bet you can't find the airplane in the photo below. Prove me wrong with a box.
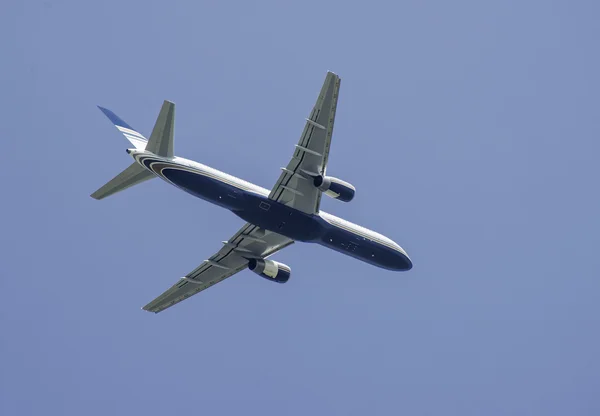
[91,71,412,313]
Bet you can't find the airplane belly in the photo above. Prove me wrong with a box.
[232,194,325,242]
[318,227,412,271]
[160,168,246,210]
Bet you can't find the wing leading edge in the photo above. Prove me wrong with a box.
[142,224,293,313]
[268,71,341,214]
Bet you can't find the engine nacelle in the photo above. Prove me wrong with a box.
[314,176,356,202]
[248,258,291,283]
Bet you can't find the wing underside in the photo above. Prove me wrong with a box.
[142,223,293,313]
[268,71,341,214]
[140,72,342,312]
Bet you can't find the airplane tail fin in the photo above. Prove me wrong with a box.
[97,106,148,150]
[90,162,154,200]
[91,100,176,200]
[97,100,175,157]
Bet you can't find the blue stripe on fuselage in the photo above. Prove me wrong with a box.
[150,160,411,271]
[319,227,412,271]
[161,167,248,210]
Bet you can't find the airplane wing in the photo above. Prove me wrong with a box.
[142,223,294,313]
[268,71,341,215]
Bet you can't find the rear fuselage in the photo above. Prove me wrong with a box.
[133,151,412,271]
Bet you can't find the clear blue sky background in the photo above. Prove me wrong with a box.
[2,0,599,414]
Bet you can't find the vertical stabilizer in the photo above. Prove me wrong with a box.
[97,106,148,150]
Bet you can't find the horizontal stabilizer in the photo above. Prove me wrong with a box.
[91,162,154,200]
[97,106,148,150]
[146,100,175,157]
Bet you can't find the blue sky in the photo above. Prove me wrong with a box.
[2,0,599,414]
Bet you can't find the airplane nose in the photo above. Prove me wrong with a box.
[390,243,412,271]
[400,253,413,271]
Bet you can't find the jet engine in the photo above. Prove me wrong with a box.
[314,175,356,202]
[248,258,291,283]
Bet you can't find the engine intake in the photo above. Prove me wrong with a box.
[248,258,291,283]
[314,176,356,202]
